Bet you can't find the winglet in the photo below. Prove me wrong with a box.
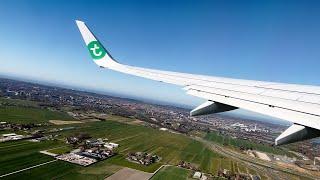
[76,20,116,68]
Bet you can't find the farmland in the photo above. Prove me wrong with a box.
[151,166,190,180]
[0,141,60,175]
[51,119,226,172]
[205,131,289,156]
[0,106,74,124]
[0,97,74,124]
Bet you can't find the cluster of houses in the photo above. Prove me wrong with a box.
[0,133,27,142]
[78,148,113,160]
[56,137,119,166]
[178,161,199,171]
[84,139,119,149]
[193,171,208,180]
[0,121,47,131]
[217,169,252,180]
[231,122,269,133]
[56,153,97,166]
[76,138,119,160]
[127,152,160,166]
[0,122,52,143]
[65,133,92,145]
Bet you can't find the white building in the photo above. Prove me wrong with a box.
[1,133,24,141]
[231,122,247,129]
[193,171,202,179]
[108,142,119,148]
[2,133,17,138]
[104,142,119,149]
[104,145,113,150]
[159,128,168,131]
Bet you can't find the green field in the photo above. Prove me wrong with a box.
[47,146,73,155]
[0,97,74,124]
[0,97,39,108]
[106,154,161,173]
[151,166,190,180]
[58,120,226,171]
[0,140,63,175]
[2,160,78,180]
[204,131,289,156]
[0,106,74,124]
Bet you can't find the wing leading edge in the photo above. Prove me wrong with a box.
[76,20,320,145]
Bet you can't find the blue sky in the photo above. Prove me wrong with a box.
[0,0,319,120]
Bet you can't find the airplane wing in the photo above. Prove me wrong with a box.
[76,20,320,145]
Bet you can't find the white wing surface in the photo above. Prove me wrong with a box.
[76,20,320,145]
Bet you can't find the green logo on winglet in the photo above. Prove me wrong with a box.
[87,41,106,60]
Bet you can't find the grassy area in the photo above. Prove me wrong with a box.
[0,97,74,124]
[105,114,136,123]
[75,163,122,179]
[2,160,78,180]
[151,166,190,180]
[205,131,289,156]
[2,160,123,180]
[106,154,161,173]
[0,106,74,124]
[0,97,39,108]
[0,140,120,180]
[0,141,62,175]
[0,152,54,176]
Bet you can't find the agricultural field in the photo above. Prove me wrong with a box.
[0,140,62,175]
[0,97,74,124]
[0,106,74,124]
[55,120,228,173]
[47,146,73,155]
[151,166,191,180]
[204,131,290,156]
[0,97,39,107]
[2,160,79,180]
[106,154,161,173]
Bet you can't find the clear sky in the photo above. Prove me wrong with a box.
[0,0,320,113]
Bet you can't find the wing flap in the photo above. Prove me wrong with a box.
[186,89,320,130]
[186,85,320,116]
[275,124,320,145]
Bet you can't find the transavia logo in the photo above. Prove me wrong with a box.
[87,41,106,59]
